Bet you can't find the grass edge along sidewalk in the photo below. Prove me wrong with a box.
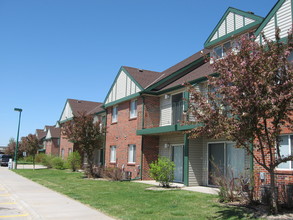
[14,169,257,220]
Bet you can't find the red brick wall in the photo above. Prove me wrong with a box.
[105,98,143,178]
[59,126,74,159]
[45,139,60,156]
[253,121,293,198]
[143,96,160,129]
[142,136,159,180]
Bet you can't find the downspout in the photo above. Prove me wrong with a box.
[250,142,254,186]
[140,96,145,180]
[102,110,107,166]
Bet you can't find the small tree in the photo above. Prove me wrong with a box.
[185,29,293,214]
[62,112,104,177]
[21,134,40,169]
[149,157,175,187]
[5,138,24,158]
[67,152,81,172]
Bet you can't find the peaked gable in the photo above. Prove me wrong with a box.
[46,129,52,139]
[104,67,143,106]
[255,0,292,43]
[205,7,263,48]
[60,101,74,122]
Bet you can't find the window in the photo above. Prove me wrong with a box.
[212,40,237,59]
[277,135,293,170]
[128,144,136,163]
[110,146,116,163]
[61,148,65,159]
[112,106,118,123]
[130,100,137,118]
[68,148,72,154]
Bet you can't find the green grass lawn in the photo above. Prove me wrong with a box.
[14,169,257,220]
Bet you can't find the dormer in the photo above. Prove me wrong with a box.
[204,7,263,60]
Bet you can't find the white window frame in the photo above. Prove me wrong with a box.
[276,134,293,170]
[128,144,136,163]
[110,146,116,163]
[130,100,137,119]
[112,106,118,123]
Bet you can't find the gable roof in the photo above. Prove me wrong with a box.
[87,103,105,115]
[104,66,161,107]
[254,0,291,38]
[145,49,210,92]
[157,62,214,92]
[48,127,61,139]
[67,99,102,116]
[59,99,103,123]
[122,66,162,89]
[36,129,46,140]
[204,7,263,48]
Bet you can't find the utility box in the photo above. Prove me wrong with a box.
[8,158,13,169]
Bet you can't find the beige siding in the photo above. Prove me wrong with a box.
[235,14,244,29]
[226,12,235,34]
[159,134,184,159]
[105,70,141,104]
[188,137,204,186]
[160,96,172,126]
[211,32,217,41]
[219,22,226,38]
[245,17,254,25]
[263,17,276,41]
[277,0,292,39]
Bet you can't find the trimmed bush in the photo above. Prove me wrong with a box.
[67,152,81,172]
[149,157,175,187]
[52,157,65,170]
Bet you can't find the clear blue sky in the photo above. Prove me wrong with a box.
[0,0,277,146]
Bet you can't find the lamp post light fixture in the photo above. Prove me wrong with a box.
[14,108,22,169]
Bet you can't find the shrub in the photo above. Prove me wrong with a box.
[41,155,54,168]
[105,167,123,181]
[35,153,46,163]
[67,152,81,172]
[149,157,175,187]
[52,157,65,170]
[92,165,104,178]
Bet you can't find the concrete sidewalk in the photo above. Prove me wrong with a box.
[134,180,219,195]
[0,167,114,220]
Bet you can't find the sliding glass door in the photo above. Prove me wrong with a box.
[208,142,245,185]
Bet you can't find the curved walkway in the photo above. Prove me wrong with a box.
[0,167,114,220]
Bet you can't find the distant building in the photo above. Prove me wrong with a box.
[0,146,7,154]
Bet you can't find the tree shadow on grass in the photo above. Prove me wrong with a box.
[212,204,256,220]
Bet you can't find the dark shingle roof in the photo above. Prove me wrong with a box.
[36,129,46,140]
[159,49,211,79]
[158,62,214,91]
[68,99,103,116]
[122,66,162,89]
[49,127,61,138]
[87,103,105,115]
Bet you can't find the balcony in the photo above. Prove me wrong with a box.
[137,100,195,135]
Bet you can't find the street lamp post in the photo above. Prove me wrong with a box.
[14,108,22,169]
